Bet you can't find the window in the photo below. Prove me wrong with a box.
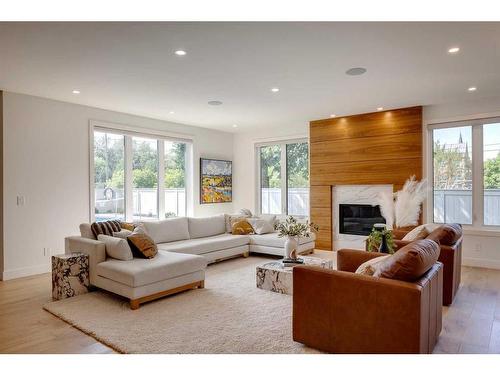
[132,137,158,220]
[93,132,125,221]
[164,141,186,217]
[430,118,500,228]
[260,145,282,214]
[92,126,189,222]
[432,126,472,224]
[257,140,309,216]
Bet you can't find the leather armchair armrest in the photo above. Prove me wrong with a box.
[337,249,387,272]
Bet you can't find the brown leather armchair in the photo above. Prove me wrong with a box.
[393,224,462,305]
[292,249,443,354]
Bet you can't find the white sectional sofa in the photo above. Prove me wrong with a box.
[65,214,315,309]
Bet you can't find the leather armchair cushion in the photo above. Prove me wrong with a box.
[426,223,462,246]
[374,239,440,282]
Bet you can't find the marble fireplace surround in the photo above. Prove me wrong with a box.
[332,184,393,251]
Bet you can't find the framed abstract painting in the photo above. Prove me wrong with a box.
[200,158,232,204]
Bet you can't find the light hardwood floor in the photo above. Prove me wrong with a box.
[0,253,499,354]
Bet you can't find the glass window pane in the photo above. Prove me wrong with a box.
[484,123,500,225]
[433,126,472,224]
[93,131,125,222]
[132,137,158,220]
[287,142,309,216]
[260,145,282,214]
[164,141,186,218]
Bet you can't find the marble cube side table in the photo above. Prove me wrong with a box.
[52,252,90,300]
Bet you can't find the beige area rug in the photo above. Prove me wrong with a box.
[44,255,320,354]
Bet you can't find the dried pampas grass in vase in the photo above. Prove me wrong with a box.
[376,176,428,230]
[394,176,428,228]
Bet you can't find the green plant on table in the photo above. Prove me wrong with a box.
[366,227,395,254]
[276,216,319,238]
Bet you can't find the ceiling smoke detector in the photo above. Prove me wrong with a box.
[345,67,367,76]
[208,100,223,106]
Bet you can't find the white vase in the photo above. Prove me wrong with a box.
[284,236,299,259]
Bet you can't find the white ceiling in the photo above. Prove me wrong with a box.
[1,22,500,133]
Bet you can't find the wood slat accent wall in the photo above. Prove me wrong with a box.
[309,106,423,250]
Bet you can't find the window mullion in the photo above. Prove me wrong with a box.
[472,125,484,227]
[280,144,287,215]
[158,140,165,220]
[124,136,133,222]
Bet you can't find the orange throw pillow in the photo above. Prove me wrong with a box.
[231,220,255,235]
[127,233,158,259]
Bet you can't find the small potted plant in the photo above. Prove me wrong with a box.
[276,216,319,262]
[366,225,395,254]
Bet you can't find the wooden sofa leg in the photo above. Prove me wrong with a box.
[130,299,140,310]
[198,280,205,289]
[243,251,250,258]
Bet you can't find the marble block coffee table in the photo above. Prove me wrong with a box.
[256,256,334,295]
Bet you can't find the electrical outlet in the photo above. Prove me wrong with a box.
[17,196,25,206]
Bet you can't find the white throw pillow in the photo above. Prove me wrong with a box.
[402,225,429,241]
[355,255,391,276]
[239,208,253,217]
[113,229,133,239]
[247,216,275,235]
[97,234,133,261]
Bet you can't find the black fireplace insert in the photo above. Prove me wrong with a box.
[338,203,385,236]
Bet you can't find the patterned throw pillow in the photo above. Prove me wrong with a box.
[231,220,255,235]
[91,220,121,239]
[127,232,158,259]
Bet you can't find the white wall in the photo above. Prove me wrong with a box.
[423,96,500,270]
[2,92,233,280]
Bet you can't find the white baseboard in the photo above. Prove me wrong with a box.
[462,257,500,270]
[1,263,51,280]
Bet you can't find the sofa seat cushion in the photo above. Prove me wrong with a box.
[157,233,249,255]
[248,232,315,248]
[96,251,207,287]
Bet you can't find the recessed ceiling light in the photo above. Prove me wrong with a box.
[330,114,336,118]
[448,47,460,54]
[346,67,367,76]
[377,107,384,111]
[208,100,223,106]
[232,124,238,128]
[169,111,175,114]
[468,86,477,92]
[271,88,280,93]
[72,90,80,94]
[174,50,186,56]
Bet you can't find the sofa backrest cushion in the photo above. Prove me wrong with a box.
[142,217,190,244]
[374,239,440,282]
[188,214,226,239]
[426,223,462,246]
